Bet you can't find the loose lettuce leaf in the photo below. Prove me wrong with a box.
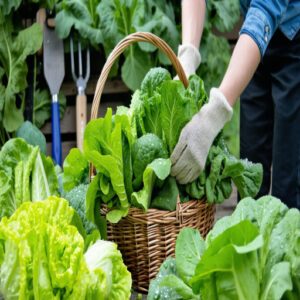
[191,220,263,299]
[84,109,129,210]
[160,81,191,153]
[131,158,171,210]
[63,148,89,192]
[84,109,135,222]
[16,121,47,154]
[148,257,185,300]
[0,170,15,219]
[84,240,132,300]
[175,228,205,285]
[151,176,179,211]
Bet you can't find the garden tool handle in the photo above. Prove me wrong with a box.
[76,93,87,151]
[51,95,62,166]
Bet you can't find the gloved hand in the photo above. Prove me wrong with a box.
[177,43,201,78]
[171,88,233,184]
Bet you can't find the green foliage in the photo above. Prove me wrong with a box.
[76,68,262,227]
[149,196,300,299]
[0,21,43,132]
[63,148,89,192]
[55,0,103,47]
[185,143,263,203]
[0,196,132,299]
[64,184,97,234]
[97,0,179,90]
[84,109,133,223]
[132,133,168,189]
[131,158,171,210]
[0,138,58,220]
[16,120,47,154]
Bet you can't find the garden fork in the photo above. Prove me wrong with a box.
[70,37,90,150]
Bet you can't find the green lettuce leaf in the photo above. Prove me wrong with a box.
[131,158,171,210]
[16,121,47,154]
[150,176,179,211]
[0,138,58,219]
[191,220,263,299]
[0,197,131,298]
[84,240,132,300]
[55,0,103,47]
[63,148,89,192]
[0,0,22,15]
[175,228,205,285]
[0,22,43,132]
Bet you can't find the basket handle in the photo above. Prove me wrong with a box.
[90,32,188,120]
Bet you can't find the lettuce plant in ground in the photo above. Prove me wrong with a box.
[148,196,300,300]
[0,138,58,220]
[63,67,262,224]
[0,196,132,299]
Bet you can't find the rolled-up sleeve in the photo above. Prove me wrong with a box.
[240,0,289,57]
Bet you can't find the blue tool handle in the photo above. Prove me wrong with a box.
[51,97,62,166]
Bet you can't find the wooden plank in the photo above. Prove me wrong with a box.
[61,78,129,96]
[41,100,125,134]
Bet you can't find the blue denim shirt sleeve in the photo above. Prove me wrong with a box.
[240,0,289,57]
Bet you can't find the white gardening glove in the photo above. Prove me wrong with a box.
[171,88,233,184]
[177,43,201,78]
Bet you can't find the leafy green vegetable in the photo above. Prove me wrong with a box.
[97,0,179,90]
[64,184,97,234]
[0,21,43,132]
[55,0,103,47]
[0,0,22,15]
[149,196,299,300]
[148,228,204,300]
[185,143,263,204]
[84,239,132,300]
[132,133,168,189]
[0,138,58,219]
[150,176,179,211]
[63,148,89,192]
[16,120,47,154]
[175,228,205,285]
[0,196,132,299]
[131,158,171,210]
[191,220,264,299]
[83,109,134,223]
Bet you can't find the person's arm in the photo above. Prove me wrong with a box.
[220,0,289,106]
[219,34,261,106]
[177,0,206,77]
[172,0,289,184]
[182,0,206,48]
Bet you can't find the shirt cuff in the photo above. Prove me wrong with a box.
[240,7,273,57]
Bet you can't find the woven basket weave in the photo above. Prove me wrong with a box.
[90,32,216,293]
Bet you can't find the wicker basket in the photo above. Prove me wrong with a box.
[90,32,216,293]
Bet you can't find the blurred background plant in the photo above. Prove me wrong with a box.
[0,0,240,156]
